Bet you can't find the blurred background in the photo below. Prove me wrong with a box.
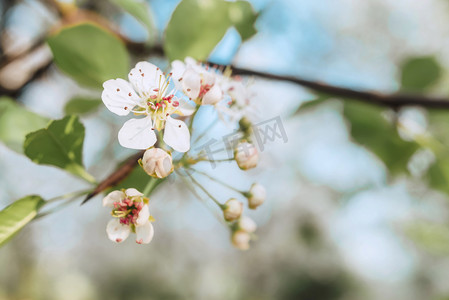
[2,0,449,299]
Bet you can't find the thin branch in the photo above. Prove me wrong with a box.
[224,64,449,109]
[81,150,144,204]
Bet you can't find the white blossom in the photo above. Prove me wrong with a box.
[171,57,224,105]
[103,188,154,244]
[102,61,194,152]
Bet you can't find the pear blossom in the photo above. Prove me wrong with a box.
[216,80,258,123]
[171,57,224,105]
[103,188,154,244]
[247,183,266,209]
[223,198,243,221]
[102,61,195,152]
[234,141,259,170]
[141,147,173,178]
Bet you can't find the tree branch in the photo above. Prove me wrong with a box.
[81,150,145,204]
[225,65,449,109]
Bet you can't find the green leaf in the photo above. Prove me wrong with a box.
[0,195,45,247]
[343,101,419,175]
[405,222,449,255]
[400,56,441,92]
[114,165,164,193]
[228,0,258,41]
[64,97,102,115]
[294,93,331,115]
[164,0,258,61]
[427,155,449,194]
[422,110,449,195]
[48,23,130,89]
[24,115,95,183]
[110,0,155,35]
[0,97,49,153]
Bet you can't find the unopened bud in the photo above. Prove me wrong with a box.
[223,198,243,221]
[239,117,253,135]
[247,183,266,209]
[238,216,257,233]
[142,148,173,178]
[234,142,258,170]
[232,230,251,250]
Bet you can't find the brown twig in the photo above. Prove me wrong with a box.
[224,65,449,109]
[81,150,145,204]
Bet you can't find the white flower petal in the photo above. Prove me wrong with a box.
[118,117,157,150]
[184,56,198,66]
[136,204,150,226]
[125,188,143,197]
[128,61,164,97]
[182,68,201,99]
[135,221,154,244]
[163,117,190,152]
[103,190,125,207]
[171,60,186,81]
[202,84,223,105]
[106,219,130,243]
[176,98,195,116]
[102,79,140,116]
[201,71,216,86]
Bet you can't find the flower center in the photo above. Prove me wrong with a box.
[199,83,212,98]
[112,198,144,225]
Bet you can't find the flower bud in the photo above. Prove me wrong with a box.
[223,198,243,221]
[234,142,258,170]
[231,230,251,250]
[247,183,266,209]
[142,148,173,178]
[238,216,257,233]
[239,117,253,136]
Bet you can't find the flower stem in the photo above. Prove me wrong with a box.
[47,189,92,204]
[188,104,201,134]
[35,189,92,220]
[186,172,224,209]
[189,168,245,194]
[143,177,159,196]
[199,157,235,163]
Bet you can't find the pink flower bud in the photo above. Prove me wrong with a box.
[234,142,259,170]
[223,198,243,221]
[231,230,251,250]
[247,183,266,209]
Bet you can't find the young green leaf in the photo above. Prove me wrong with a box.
[165,0,231,61]
[164,0,258,61]
[114,165,164,193]
[0,195,45,247]
[0,97,49,153]
[400,56,441,92]
[343,101,419,175]
[24,115,95,183]
[110,0,155,36]
[48,23,130,89]
[228,0,258,41]
[427,155,449,195]
[64,97,102,116]
[405,222,449,255]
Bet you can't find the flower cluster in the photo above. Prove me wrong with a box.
[101,58,266,249]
